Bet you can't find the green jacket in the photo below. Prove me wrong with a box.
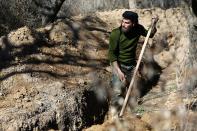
[108,24,149,65]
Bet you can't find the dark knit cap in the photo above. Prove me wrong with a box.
[122,11,138,23]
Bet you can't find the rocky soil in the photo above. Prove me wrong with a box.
[0,6,197,131]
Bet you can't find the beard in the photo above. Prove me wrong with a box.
[121,26,132,33]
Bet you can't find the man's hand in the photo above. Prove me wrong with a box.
[112,61,126,82]
[117,69,126,82]
[152,15,159,26]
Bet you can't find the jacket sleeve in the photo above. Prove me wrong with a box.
[139,24,148,37]
[139,24,157,38]
[108,29,119,63]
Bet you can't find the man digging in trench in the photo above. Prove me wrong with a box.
[108,11,158,116]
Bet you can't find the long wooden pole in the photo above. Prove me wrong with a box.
[119,20,156,117]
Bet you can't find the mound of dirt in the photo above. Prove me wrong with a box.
[0,17,110,130]
[84,115,151,131]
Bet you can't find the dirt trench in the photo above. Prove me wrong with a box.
[0,7,196,131]
[83,7,197,131]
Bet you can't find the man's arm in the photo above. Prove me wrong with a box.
[108,29,119,63]
[149,24,157,38]
[140,16,159,38]
[108,29,126,82]
[150,16,159,38]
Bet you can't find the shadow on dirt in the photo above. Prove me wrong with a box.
[192,0,197,17]
[83,89,109,127]
[137,61,162,98]
[0,5,24,37]
[0,17,110,82]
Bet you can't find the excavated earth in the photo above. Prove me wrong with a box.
[0,7,197,131]
[0,19,110,130]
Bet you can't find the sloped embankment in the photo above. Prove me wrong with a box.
[0,20,110,130]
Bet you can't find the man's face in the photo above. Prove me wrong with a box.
[121,18,134,33]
